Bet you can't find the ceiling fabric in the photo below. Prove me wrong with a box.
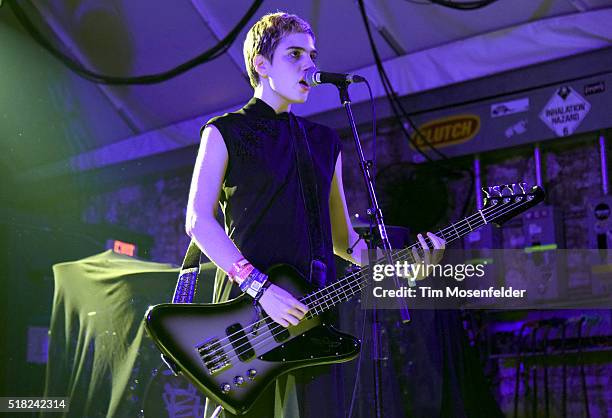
[19,8,612,181]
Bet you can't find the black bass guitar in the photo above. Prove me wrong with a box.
[144,183,545,415]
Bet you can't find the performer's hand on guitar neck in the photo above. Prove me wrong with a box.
[409,232,446,281]
[258,284,309,328]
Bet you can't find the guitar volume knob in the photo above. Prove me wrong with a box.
[247,369,257,380]
[234,376,245,386]
[221,383,232,393]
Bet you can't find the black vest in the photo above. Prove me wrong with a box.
[202,97,342,286]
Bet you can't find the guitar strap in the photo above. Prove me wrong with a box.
[288,113,327,289]
[172,240,201,303]
[173,113,328,303]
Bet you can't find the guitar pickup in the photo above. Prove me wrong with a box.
[226,323,256,362]
[196,337,231,375]
[265,317,290,343]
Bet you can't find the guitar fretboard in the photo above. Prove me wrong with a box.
[302,193,536,316]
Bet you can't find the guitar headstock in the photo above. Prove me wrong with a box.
[482,182,546,226]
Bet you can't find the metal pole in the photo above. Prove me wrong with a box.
[534,144,543,187]
[474,155,483,210]
[337,83,410,418]
[599,133,608,196]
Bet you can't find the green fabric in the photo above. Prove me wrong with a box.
[42,250,180,418]
[212,268,234,305]
[41,248,299,417]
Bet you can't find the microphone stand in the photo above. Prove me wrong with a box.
[336,83,411,418]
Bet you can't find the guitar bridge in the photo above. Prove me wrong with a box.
[196,337,231,375]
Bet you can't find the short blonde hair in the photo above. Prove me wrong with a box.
[243,12,315,88]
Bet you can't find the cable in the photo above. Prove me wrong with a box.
[347,290,371,418]
[364,79,377,185]
[357,0,460,162]
[7,0,263,85]
[430,0,499,10]
[346,79,375,411]
[357,0,475,218]
[412,0,500,10]
[363,79,379,238]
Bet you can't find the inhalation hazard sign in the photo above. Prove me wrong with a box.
[539,86,591,137]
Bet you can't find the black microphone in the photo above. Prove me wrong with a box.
[305,68,365,87]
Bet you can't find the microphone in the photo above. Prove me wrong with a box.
[305,68,365,87]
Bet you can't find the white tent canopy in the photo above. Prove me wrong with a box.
[2,0,612,181]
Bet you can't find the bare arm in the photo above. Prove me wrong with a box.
[329,152,368,266]
[185,125,241,272]
[329,152,445,274]
[186,125,307,326]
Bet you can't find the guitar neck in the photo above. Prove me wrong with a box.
[301,191,538,316]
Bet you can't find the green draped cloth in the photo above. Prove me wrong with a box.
[41,250,182,418]
[41,249,300,418]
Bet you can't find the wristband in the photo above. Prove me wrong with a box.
[239,268,269,298]
[253,279,272,305]
[228,258,253,285]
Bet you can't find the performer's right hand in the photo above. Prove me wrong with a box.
[258,284,309,328]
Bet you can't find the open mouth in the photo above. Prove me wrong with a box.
[299,79,310,89]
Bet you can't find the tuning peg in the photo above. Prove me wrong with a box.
[481,187,490,199]
[502,184,514,196]
[489,185,502,197]
[518,182,528,194]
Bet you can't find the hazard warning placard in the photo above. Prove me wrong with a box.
[539,86,591,137]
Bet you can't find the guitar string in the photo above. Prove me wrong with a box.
[212,194,534,364]
[201,195,535,367]
[200,195,535,366]
[200,196,536,367]
[206,208,534,370]
[197,195,513,361]
[210,192,529,353]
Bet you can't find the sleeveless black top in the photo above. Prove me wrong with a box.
[203,98,342,286]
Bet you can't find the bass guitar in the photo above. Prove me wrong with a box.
[144,183,545,415]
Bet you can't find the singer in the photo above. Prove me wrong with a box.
[185,11,444,417]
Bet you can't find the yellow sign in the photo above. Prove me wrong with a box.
[411,115,480,149]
